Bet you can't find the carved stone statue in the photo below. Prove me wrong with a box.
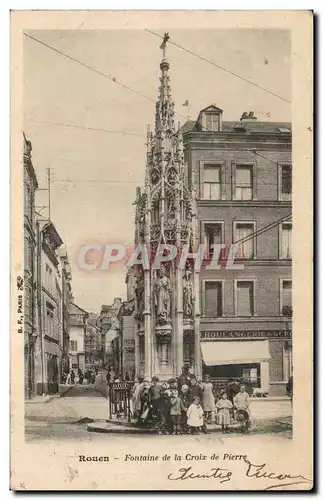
[135,274,144,321]
[154,264,171,325]
[183,267,194,319]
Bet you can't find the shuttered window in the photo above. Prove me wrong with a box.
[204,281,223,317]
[236,281,254,316]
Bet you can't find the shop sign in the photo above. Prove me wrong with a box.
[201,330,292,340]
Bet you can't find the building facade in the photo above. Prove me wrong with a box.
[23,134,39,399]
[35,221,64,394]
[69,303,88,371]
[99,298,122,370]
[57,247,73,380]
[182,106,292,395]
[84,313,101,368]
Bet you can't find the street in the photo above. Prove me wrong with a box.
[25,383,292,443]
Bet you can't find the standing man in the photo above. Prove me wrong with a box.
[286,375,293,407]
[178,363,193,390]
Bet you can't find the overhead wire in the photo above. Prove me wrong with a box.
[26,31,292,245]
[145,29,291,104]
[24,31,290,169]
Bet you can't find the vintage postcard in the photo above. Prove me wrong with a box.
[11,10,313,491]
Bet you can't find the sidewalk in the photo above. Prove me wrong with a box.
[87,420,243,434]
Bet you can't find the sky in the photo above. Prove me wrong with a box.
[24,29,291,313]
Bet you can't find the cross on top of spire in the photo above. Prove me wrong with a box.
[159,32,170,55]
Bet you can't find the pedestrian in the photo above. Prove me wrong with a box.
[95,367,98,375]
[179,384,190,433]
[78,368,84,385]
[139,381,151,426]
[148,376,164,433]
[201,374,216,424]
[227,379,240,404]
[216,392,233,434]
[131,376,144,419]
[169,389,184,435]
[178,364,193,390]
[70,370,75,384]
[66,370,72,385]
[233,384,251,432]
[286,375,293,407]
[125,372,130,381]
[188,376,202,404]
[187,396,204,434]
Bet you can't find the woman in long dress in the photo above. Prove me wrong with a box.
[201,374,216,423]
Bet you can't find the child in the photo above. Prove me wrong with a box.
[233,384,251,432]
[169,389,184,435]
[201,374,216,424]
[216,392,233,433]
[187,396,204,434]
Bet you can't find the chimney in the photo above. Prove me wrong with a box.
[240,111,258,122]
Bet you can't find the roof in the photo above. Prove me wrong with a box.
[182,120,292,135]
[42,221,64,249]
[101,305,112,313]
[70,302,88,316]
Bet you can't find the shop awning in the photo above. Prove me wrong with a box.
[201,340,271,366]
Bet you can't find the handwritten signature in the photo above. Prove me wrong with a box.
[168,467,232,483]
[167,458,312,490]
[243,457,312,490]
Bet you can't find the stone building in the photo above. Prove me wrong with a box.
[84,313,101,368]
[35,221,64,394]
[99,298,122,370]
[132,36,200,379]
[23,133,38,398]
[69,303,88,371]
[57,246,73,379]
[182,107,292,395]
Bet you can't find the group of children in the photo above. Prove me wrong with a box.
[131,372,251,435]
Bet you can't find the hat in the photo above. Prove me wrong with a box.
[168,378,176,384]
[152,376,159,382]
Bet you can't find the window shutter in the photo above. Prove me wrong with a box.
[205,282,222,317]
[237,282,253,316]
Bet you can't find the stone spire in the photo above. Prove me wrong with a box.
[155,33,175,148]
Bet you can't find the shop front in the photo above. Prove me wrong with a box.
[200,329,292,396]
[201,339,270,392]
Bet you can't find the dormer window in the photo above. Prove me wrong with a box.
[199,105,223,132]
